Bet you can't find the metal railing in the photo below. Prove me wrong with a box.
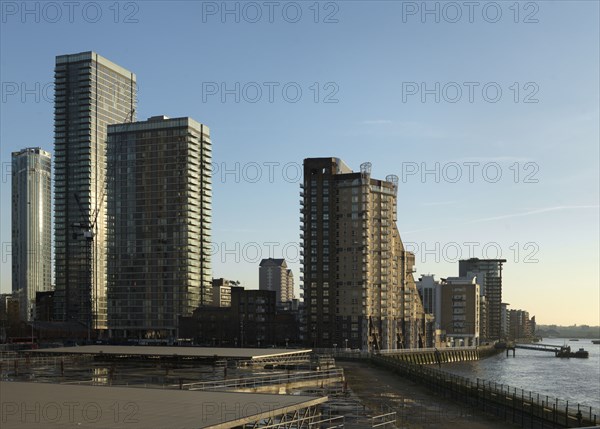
[372,411,397,428]
[308,415,345,428]
[314,346,481,360]
[379,346,478,355]
[180,368,344,391]
[374,355,598,428]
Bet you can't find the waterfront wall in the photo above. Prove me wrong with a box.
[373,355,598,428]
[380,347,483,365]
[319,345,500,364]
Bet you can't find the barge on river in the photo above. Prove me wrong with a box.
[555,345,589,358]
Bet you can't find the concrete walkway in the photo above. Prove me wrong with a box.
[340,361,517,428]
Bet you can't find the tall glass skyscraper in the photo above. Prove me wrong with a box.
[54,52,137,330]
[12,148,52,321]
[107,116,212,340]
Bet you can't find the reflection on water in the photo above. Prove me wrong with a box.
[2,359,297,388]
[442,338,600,411]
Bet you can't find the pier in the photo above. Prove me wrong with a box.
[515,344,560,353]
[29,345,313,367]
[507,344,590,358]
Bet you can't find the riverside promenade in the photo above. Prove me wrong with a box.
[319,346,598,428]
[340,360,515,428]
[373,353,598,428]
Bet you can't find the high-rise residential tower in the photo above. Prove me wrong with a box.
[54,51,136,331]
[11,148,52,321]
[259,258,294,303]
[107,116,212,339]
[301,158,426,351]
[459,258,506,340]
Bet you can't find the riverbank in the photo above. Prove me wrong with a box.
[340,360,516,428]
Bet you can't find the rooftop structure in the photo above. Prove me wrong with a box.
[0,381,327,428]
[32,345,312,364]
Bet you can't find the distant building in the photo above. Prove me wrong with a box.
[107,116,212,340]
[440,276,480,346]
[179,306,234,347]
[0,294,20,326]
[459,258,506,340]
[500,302,510,339]
[180,287,283,347]
[301,158,425,351]
[232,287,277,348]
[211,278,234,307]
[259,258,294,303]
[417,275,442,327]
[35,291,55,322]
[509,309,533,340]
[12,148,52,321]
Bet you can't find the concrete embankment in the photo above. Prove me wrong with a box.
[330,345,501,365]
[381,347,489,365]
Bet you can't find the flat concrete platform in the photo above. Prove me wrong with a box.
[0,381,327,428]
[30,345,312,360]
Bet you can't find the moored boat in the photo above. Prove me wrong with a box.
[555,345,589,358]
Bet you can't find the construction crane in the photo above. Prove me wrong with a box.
[72,187,106,338]
[123,107,135,124]
[70,106,135,336]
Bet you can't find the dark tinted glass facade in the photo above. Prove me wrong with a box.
[107,117,212,339]
[54,52,136,330]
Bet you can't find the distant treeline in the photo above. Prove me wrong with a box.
[536,325,600,339]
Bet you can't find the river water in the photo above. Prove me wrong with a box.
[442,338,600,412]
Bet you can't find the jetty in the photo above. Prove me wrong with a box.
[512,344,590,358]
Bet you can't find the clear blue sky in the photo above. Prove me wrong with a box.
[1,1,598,325]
